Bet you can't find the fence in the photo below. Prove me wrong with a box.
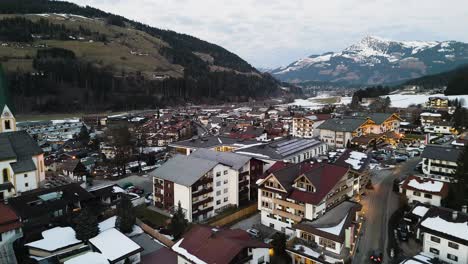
[209,203,258,227]
[136,218,174,247]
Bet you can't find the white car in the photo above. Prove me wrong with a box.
[246,228,260,238]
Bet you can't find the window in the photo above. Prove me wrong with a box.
[223,179,228,184]
[24,174,28,178]
[2,169,9,183]
[216,172,221,177]
[424,193,432,199]
[448,241,459,249]
[413,191,421,196]
[216,181,221,187]
[224,188,228,193]
[257,256,265,264]
[447,253,458,261]
[25,183,29,187]
[216,200,221,205]
[216,190,221,196]
[223,197,228,202]
[429,248,439,255]
[319,238,336,249]
[430,236,440,243]
[4,120,11,130]
[223,170,228,175]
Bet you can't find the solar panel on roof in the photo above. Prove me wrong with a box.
[276,139,299,148]
[277,139,313,154]
[280,142,320,157]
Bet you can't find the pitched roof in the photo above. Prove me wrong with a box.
[0,130,43,161]
[173,225,269,264]
[10,158,37,173]
[421,144,462,162]
[169,135,258,149]
[0,203,21,233]
[400,175,449,196]
[294,201,361,242]
[316,118,368,132]
[150,155,218,186]
[190,148,251,170]
[418,206,468,245]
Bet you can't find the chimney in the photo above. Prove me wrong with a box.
[462,205,468,214]
[452,211,458,220]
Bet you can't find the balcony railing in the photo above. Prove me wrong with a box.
[192,187,213,197]
[273,208,303,222]
[273,198,305,211]
[192,206,214,217]
[193,196,213,208]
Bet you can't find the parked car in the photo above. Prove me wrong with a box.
[369,250,383,263]
[395,155,408,163]
[397,223,409,241]
[127,186,144,195]
[246,228,260,238]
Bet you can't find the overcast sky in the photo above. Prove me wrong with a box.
[70,0,468,68]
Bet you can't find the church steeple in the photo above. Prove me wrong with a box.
[0,64,16,133]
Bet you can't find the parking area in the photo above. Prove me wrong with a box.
[230,213,277,241]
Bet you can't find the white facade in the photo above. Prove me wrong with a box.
[422,158,457,182]
[292,117,315,138]
[173,184,193,222]
[404,189,443,207]
[212,164,238,212]
[319,129,354,149]
[422,233,468,264]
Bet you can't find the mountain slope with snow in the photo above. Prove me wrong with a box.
[271,36,468,85]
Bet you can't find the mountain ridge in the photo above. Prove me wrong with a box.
[271,36,468,85]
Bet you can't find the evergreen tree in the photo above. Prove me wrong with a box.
[350,94,360,109]
[169,201,188,240]
[73,208,99,242]
[78,125,90,143]
[115,195,136,234]
[443,145,468,209]
[270,232,291,264]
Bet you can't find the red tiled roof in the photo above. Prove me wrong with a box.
[401,175,449,196]
[178,225,269,263]
[0,203,21,233]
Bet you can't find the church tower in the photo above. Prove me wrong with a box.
[0,104,16,133]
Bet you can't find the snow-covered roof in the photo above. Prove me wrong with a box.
[98,216,143,237]
[407,179,443,193]
[172,238,207,264]
[64,252,108,264]
[89,228,142,262]
[420,216,468,242]
[25,227,81,251]
[316,213,348,236]
[412,206,430,218]
[344,151,367,170]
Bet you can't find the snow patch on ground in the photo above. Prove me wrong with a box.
[384,93,468,108]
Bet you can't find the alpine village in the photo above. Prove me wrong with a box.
[1,1,468,264]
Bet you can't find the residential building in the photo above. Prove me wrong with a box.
[420,112,442,127]
[151,154,252,222]
[287,201,362,264]
[190,149,264,204]
[317,113,401,149]
[418,206,468,264]
[423,120,456,135]
[0,104,46,200]
[331,149,371,195]
[257,162,352,235]
[0,203,22,264]
[291,115,330,138]
[172,225,271,264]
[89,228,143,264]
[235,137,328,170]
[427,96,449,109]
[421,145,462,182]
[400,176,449,206]
[25,227,84,259]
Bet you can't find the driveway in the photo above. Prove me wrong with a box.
[230,213,260,231]
[94,174,153,194]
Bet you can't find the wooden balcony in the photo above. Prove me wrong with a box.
[273,208,303,222]
[273,198,305,211]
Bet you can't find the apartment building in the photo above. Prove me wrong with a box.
[418,206,468,264]
[420,112,443,127]
[151,151,257,222]
[256,162,352,235]
[421,145,462,182]
[169,135,259,155]
[427,96,449,109]
[291,115,330,138]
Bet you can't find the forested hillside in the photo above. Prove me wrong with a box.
[0,0,282,113]
[403,64,468,95]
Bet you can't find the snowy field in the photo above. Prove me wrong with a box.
[287,95,352,109]
[383,93,468,108]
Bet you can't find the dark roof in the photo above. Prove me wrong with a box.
[421,145,463,162]
[418,206,468,245]
[294,201,361,242]
[10,159,37,173]
[0,203,21,233]
[8,183,93,219]
[261,162,349,205]
[316,118,368,132]
[351,112,398,125]
[235,137,324,160]
[0,131,43,161]
[333,149,370,173]
[177,225,269,263]
[141,247,177,264]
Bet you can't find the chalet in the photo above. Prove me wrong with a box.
[421,145,462,182]
[400,175,449,206]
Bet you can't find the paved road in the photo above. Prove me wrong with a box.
[354,158,421,264]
